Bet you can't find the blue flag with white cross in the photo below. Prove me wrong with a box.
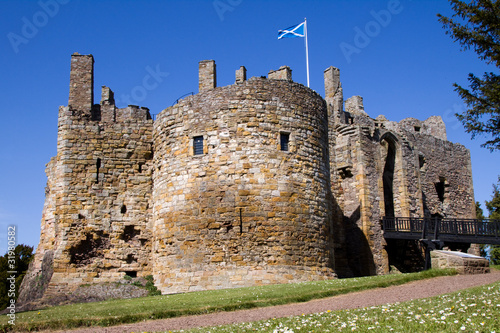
[278,22,305,39]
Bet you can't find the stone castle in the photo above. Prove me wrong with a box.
[19,53,476,303]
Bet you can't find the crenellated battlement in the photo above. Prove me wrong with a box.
[66,53,152,123]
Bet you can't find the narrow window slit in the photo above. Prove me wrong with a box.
[239,208,243,234]
[95,158,101,184]
[280,133,289,151]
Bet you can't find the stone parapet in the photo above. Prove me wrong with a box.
[431,250,490,274]
[268,66,292,81]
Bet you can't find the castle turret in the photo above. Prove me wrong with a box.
[153,66,336,294]
[68,53,94,116]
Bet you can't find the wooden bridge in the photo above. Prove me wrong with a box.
[382,217,500,245]
[382,217,500,269]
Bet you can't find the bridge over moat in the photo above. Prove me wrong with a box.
[383,217,500,245]
[382,217,500,269]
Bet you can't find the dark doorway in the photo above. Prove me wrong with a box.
[435,178,446,203]
[383,140,396,217]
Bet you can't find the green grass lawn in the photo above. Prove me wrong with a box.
[181,280,500,332]
[0,269,456,332]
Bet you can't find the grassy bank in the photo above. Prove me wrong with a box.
[182,280,500,332]
[0,269,456,332]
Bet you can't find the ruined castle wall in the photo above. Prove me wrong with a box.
[21,54,479,305]
[21,107,154,303]
[20,56,155,305]
[152,77,336,294]
[410,132,475,219]
[332,123,389,276]
[323,67,353,278]
[383,116,474,219]
[50,107,154,285]
[329,109,473,276]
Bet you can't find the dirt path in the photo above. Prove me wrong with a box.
[52,270,500,333]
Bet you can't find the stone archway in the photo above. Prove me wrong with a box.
[380,133,401,218]
[382,138,396,217]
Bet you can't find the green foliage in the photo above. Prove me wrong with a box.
[490,246,500,264]
[485,176,500,220]
[0,269,456,332]
[144,275,161,296]
[484,177,500,263]
[438,0,500,151]
[476,201,485,219]
[0,244,33,311]
[131,280,143,287]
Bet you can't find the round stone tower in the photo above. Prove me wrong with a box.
[152,63,336,293]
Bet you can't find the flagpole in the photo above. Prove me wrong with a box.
[304,18,310,88]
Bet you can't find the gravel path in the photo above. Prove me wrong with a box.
[52,270,500,333]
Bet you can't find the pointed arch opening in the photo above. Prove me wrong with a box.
[380,133,401,218]
[383,139,396,217]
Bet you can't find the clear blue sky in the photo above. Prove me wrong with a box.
[1,0,499,254]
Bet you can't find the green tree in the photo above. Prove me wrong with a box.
[0,244,33,310]
[438,0,500,151]
[476,201,486,219]
[485,176,500,219]
[484,177,500,263]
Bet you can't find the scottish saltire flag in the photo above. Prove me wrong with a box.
[278,22,305,39]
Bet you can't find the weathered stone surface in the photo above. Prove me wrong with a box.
[20,54,477,305]
[68,53,94,116]
[431,250,490,274]
[153,76,335,294]
[268,66,292,81]
[199,60,216,92]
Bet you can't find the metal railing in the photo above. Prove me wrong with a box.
[172,92,194,106]
[382,217,500,244]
